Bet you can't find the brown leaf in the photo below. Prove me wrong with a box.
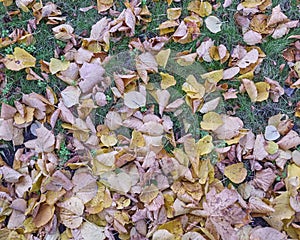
[243,30,262,45]
[79,61,105,93]
[250,227,287,240]
[253,168,276,191]
[253,134,268,161]
[72,170,97,203]
[136,52,158,83]
[24,125,55,153]
[57,197,84,229]
[277,130,300,150]
[213,115,244,140]
[33,203,55,228]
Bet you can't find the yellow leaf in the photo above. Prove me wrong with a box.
[0,0,13,6]
[242,78,257,102]
[167,8,181,20]
[188,0,212,17]
[265,141,278,154]
[23,217,37,233]
[156,49,171,68]
[158,20,179,35]
[157,218,183,240]
[255,82,270,102]
[139,184,159,204]
[201,69,223,83]
[160,72,176,89]
[288,164,300,179]
[241,0,265,8]
[97,0,113,13]
[86,182,112,214]
[182,75,205,99]
[14,106,34,125]
[197,135,214,155]
[49,58,70,74]
[294,61,300,77]
[224,162,247,184]
[33,203,55,228]
[3,47,36,71]
[200,112,223,131]
[101,134,117,147]
[130,130,145,148]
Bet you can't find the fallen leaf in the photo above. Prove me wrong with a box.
[97,0,113,13]
[200,112,224,131]
[243,30,262,45]
[277,130,300,150]
[33,204,55,228]
[58,197,84,229]
[205,16,222,33]
[156,49,171,68]
[167,8,181,20]
[24,125,55,153]
[100,171,133,193]
[80,221,106,240]
[61,86,81,107]
[214,115,244,140]
[250,227,287,240]
[124,91,146,109]
[188,0,212,17]
[237,49,259,68]
[197,135,214,155]
[3,47,36,71]
[242,78,257,102]
[264,125,280,141]
[224,163,247,184]
[160,72,176,89]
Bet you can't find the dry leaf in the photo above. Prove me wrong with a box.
[58,197,84,229]
[200,112,224,131]
[264,125,280,141]
[214,115,244,140]
[156,49,171,68]
[167,8,181,20]
[188,0,212,17]
[277,130,300,150]
[124,91,146,109]
[24,125,55,153]
[224,162,247,184]
[243,30,262,45]
[242,79,257,102]
[205,16,222,33]
[33,204,55,228]
[61,86,81,107]
[80,221,105,240]
[3,47,36,71]
[160,72,176,89]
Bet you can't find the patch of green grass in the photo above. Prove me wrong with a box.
[58,140,71,167]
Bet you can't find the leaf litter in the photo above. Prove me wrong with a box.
[0,0,299,239]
